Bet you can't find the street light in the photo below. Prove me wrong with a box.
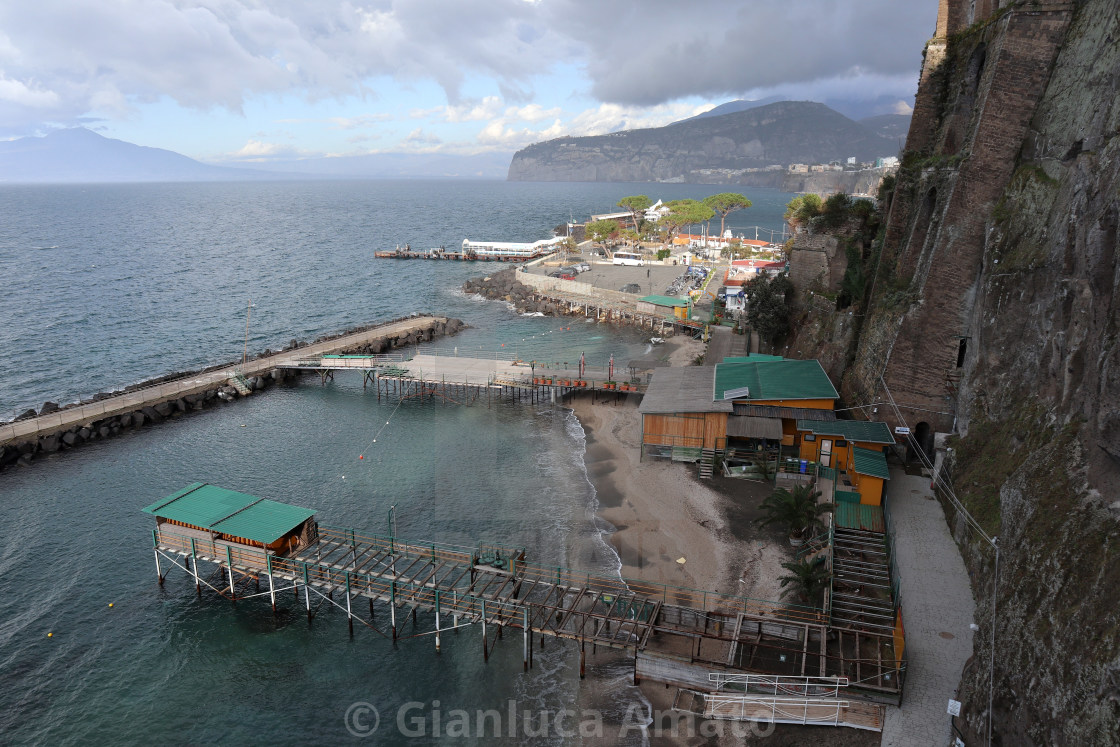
[242,297,255,367]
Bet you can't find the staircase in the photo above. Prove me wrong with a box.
[228,372,253,396]
[699,448,717,479]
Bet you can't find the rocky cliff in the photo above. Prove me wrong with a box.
[507,101,898,185]
[789,1,1120,743]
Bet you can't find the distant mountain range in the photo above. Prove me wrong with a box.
[0,128,510,183]
[0,128,271,183]
[1,98,910,185]
[507,101,906,184]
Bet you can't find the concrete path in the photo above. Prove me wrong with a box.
[0,316,448,446]
[881,468,977,747]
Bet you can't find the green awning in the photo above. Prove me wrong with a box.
[852,447,891,480]
[143,483,316,545]
[796,419,895,444]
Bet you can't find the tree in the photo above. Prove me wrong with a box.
[778,556,832,605]
[703,192,752,239]
[660,199,715,244]
[756,482,833,541]
[744,273,794,349]
[820,192,852,229]
[617,195,652,234]
[784,193,822,232]
[586,219,620,247]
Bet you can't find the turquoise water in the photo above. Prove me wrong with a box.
[0,181,796,744]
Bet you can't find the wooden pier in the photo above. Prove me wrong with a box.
[277,351,652,400]
[146,483,906,732]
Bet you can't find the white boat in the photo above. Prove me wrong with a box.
[650,337,665,345]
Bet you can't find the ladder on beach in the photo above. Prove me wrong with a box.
[699,448,717,479]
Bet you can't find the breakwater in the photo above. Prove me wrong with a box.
[463,268,695,336]
[0,314,464,472]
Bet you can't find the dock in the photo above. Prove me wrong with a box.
[278,351,650,399]
[0,315,456,449]
[147,483,906,733]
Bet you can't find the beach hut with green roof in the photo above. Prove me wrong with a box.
[143,482,318,555]
[795,420,895,505]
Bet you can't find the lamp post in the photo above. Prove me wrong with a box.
[242,297,255,368]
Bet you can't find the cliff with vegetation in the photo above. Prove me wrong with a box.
[785,1,1120,743]
[507,101,898,186]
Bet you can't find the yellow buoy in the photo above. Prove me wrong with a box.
[108,603,114,608]
[47,632,53,638]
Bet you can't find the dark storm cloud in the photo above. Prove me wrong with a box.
[543,0,936,105]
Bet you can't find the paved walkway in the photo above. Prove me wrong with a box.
[0,316,448,445]
[881,468,977,747]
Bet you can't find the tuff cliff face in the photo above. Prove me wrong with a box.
[820,1,1120,743]
[506,101,898,186]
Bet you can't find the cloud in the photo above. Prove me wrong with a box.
[543,0,935,106]
[0,1,936,139]
[227,138,309,161]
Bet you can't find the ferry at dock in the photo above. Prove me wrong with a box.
[374,237,565,262]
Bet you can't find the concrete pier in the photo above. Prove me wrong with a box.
[0,315,460,463]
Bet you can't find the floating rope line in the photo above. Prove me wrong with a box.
[356,397,405,461]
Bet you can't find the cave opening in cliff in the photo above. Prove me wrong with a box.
[911,421,935,463]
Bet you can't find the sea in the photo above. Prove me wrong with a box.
[0,180,795,745]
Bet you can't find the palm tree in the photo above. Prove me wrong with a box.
[756,482,834,543]
[778,556,832,605]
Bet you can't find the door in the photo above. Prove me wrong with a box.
[820,439,833,468]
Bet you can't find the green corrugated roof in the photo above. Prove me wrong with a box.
[713,359,839,402]
[835,503,885,533]
[142,483,316,544]
[852,446,891,480]
[721,355,784,364]
[638,295,689,307]
[796,419,895,444]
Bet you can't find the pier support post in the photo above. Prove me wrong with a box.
[435,591,441,653]
[225,547,236,601]
[390,581,397,641]
[523,609,529,671]
[267,555,276,613]
[580,642,586,679]
[481,601,488,662]
[154,549,162,585]
[303,563,311,622]
[346,572,353,636]
[190,538,200,594]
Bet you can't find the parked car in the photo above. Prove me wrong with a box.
[619,283,642,294]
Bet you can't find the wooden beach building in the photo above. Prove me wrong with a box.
[144,482,318,558]
[794,420,895,506]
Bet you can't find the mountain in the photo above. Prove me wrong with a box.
[0,128,511,183]
[507,101,899,183]
[683,97,785,121]
[0,128,281,183]
[858,113,912,141]
[224,151,512,179]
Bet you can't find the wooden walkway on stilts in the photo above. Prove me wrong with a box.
[151,519,906,720]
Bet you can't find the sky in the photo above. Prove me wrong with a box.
[0,1,938,164]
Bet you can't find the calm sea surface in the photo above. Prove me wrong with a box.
[0,180,794,745]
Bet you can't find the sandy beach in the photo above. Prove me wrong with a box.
[569,335,880,747]
[567,335,788,606]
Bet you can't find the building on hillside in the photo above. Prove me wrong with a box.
[724,259,787,286]
[794,420,895,506]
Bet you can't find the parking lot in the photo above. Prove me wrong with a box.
[529,259,709,298]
